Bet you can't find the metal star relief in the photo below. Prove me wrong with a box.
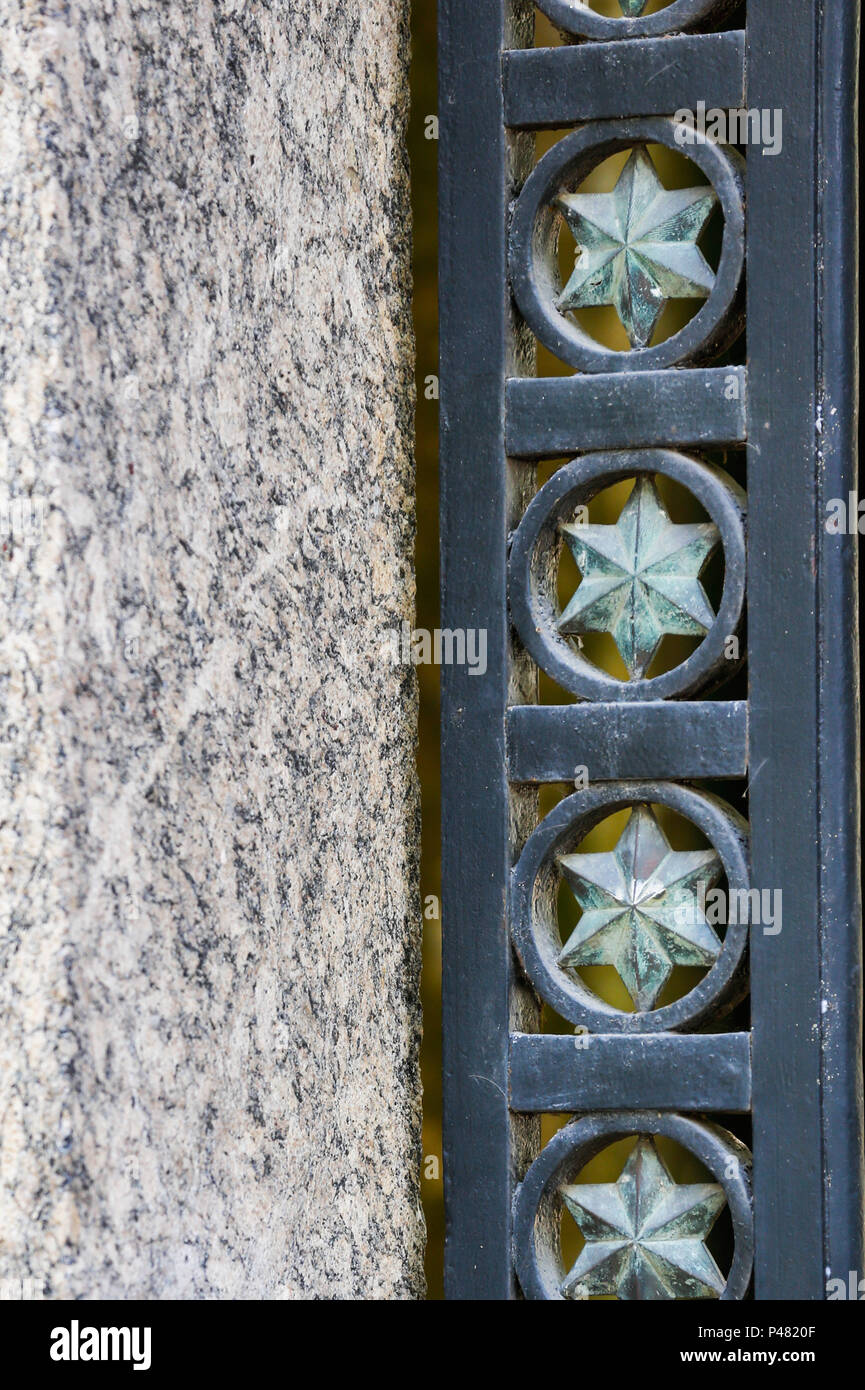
[618,0,650,13]
[561,1137,727,1300]
[555,145,718,348]
[557,803,722,1010]
[559,475,719,680]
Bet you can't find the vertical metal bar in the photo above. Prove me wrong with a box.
[747,0,826,1298]
[439,0,530,1299]
[817,0,865,1286]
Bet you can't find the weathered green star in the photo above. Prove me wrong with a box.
[618,0,649,13]
[561,1137,727,1300]
[557,803,722,1010]
[555,145,718,348]
[559,475,719,680]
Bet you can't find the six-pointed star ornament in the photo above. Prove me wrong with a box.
[560,1136,727,1300]
[559,475,720,680]
[555,144,718,348]
[557,803,723,1010]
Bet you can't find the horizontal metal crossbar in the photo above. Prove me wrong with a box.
[507,701,748,783]
[505,368,747,459]
[503,31,745,130]
[509,1031,752,1113]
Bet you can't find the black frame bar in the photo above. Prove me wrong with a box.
[746,0,863,1298]
[507,700,747,783]
[503,31,744,128]
[817,0,865,1287]
[439,0,529,1301]
[509,1032,752,1114]
[506,368,747,456]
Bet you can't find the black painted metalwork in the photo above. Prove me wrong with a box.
[503,32,744,128]
[439,0,862,1301]
[506,367,747,456]
[507,700,748,783]
[509,1032,752,1114]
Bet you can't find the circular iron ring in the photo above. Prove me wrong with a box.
[514,1111,754,1301]
[537,0,741,43]
[509,450,746,702]
[509,119,745,372]
[510,780,750,1033]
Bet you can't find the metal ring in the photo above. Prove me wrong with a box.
[509,119,745,372]
[510,781,750,1033]
[514,1112,754,1301]
[537,0,740,42]
[509,450,746,701]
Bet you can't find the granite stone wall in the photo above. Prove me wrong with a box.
[0,0,423,1299]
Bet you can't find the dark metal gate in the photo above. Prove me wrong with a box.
[439,0,862,1299]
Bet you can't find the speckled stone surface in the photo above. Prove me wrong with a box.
[0,0,423,1299]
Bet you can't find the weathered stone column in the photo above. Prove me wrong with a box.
[0,1,422,1299]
